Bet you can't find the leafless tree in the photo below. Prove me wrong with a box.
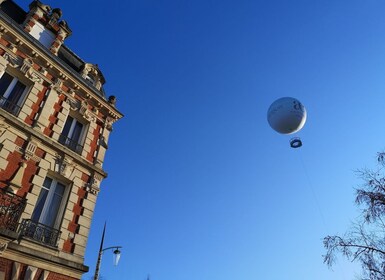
[324,152,385,280]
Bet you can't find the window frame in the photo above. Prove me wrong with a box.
[59,113,89,154]
[31,176,70,231]
[0,70,30,116]
[21,174,72,247]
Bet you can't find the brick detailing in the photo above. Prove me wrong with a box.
[62,237,75,254]
[35,147,46,159]
[34,269,43,280]
[63,174,89,253]
[0,134,42,193]
[0,39,8,48]
[0,149,24,188]
[15,50,27,59]
[15,136,24,147]
[81,173,90,183]
[23,13,39,33]
[46,271,78,280]
[44,94,65,137]
[25,85,49,126]
[0,137,41,195]
[0,257,12,280]
[17,158,38,197]
[86,122,102,162]
[0,259,56,280]
[18,264,27,280]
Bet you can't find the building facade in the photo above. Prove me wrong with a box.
[0,0,122,279]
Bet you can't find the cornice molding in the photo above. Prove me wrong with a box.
[0,13,123,121]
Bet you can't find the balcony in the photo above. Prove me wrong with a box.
[0,96,22,116]
[18,219,61,247]
[58,134,83,154]
[0,188,26,239]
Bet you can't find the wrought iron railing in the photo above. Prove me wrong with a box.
[58,134,83,154]
[19,219,61,247]
[0,96,21,116]
[0,188,26,233]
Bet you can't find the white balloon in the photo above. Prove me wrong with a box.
[267,97,307,134]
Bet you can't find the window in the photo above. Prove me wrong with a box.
[31,177,65,228]
[85,74,95,85]
[29,21,55,48]
[0,72,27,115]
[58,115,86,154]
[22,177,66,246]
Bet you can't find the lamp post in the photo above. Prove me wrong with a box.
[93,223,122,280]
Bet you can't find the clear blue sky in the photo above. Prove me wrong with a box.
[20,0,385,279]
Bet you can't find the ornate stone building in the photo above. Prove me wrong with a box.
[0,0,122,279]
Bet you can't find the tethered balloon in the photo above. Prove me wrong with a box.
[267,97,307,148]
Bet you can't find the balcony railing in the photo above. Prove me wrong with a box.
[0,188,26,233]
[0,96,21,116]
[58,134,83,154]
[19,219,61,247]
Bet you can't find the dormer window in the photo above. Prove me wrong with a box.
[30,21,55,48]
[81,63,105,91]
[85,74,95,85]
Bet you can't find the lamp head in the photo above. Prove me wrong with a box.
[113,248,121,266]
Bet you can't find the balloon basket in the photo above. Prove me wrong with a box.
[290,137,302,148]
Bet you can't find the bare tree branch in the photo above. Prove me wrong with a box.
[323,152,385,280]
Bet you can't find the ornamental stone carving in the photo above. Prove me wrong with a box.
[15,138,41,162]
[26,71,43,83]
[48,8,62,26]
[0,241,9,255]
[85,173,103,195]
[20,58,33,74]
[28,1,51,18]
[54,154,74,177]
[24,141,37,160]
[3,52,22,68]
[0,123,9,137]
[105,116,117,131]
[80,63,105,90]
[50,78,64,93]
[108,95,116,106]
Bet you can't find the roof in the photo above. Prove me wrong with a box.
[0,0,107,99]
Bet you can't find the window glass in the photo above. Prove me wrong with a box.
[71,121,84,143]
[62,116,74,138]
[46,182,65,227]
[0,72,28,115]
[0,72,13,96]
[7,81,26,104]
[86,75,95,84]
[60,115,86,154]
[31,177,52,223]
[31,177,65,228]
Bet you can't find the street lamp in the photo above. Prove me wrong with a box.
[93,223,122,280]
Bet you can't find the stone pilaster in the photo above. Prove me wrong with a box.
[8,162,26,193]
[11,262,20,280]
[0,55,9,75]
[24,266,38,280]
[33,87,59,132]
